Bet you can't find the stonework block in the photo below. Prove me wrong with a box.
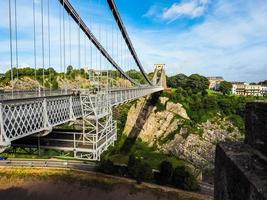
[214,142,267,200]
[245,101,267,157]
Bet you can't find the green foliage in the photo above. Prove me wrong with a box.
[172,166,199,191]
[126,69,146,84]
[136,162,153,183]
[218,81,232,94]
[156,161,174,185]
[185,74,209,94]
[166,74,267,133]
[128,154,140,178]
[67,65,73,75]
[155,99,166,112]
[127,154,153,183]
[167,74,188,88]
[114,102,136,139]
[99,159,117,174]
[258,80,267,85]
[167,73,209,94]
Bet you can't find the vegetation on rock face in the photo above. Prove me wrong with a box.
[166,73,266,133]
[156,161,173,185]
[172,165,199,191]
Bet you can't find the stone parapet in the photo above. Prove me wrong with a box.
[245,101,267,157]
[214,142,267,200]
[215,101,267,200]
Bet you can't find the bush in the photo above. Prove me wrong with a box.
[127,154,153,183]
[156,161,173,185]
[136,162,153,183]
[98,159,116,174]
[172,166,199,191]
[127,154,140,178]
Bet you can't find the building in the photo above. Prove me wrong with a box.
[232,83,263,96]
[207,76,224,90]
[262,86,267,95]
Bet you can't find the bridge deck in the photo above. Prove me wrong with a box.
[0,86,163,149]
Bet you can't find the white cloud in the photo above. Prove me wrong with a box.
[162,0,210,21]
[132,0,267,82]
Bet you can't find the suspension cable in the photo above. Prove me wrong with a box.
[59,1,62,81]
[90,22,93,83]
[14,0,19,79]
[48,0,51,91]
[69,13,72,67]
[63,1,66,80]
[78,0,81,76]
[33,0,37,85]
[41,0,45,90]
[8,0,14,94]
[89,0,93,84]
[84,34,87,79]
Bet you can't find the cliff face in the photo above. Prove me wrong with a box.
[124,96,243,171]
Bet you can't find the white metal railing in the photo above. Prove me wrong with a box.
[0,86,163,150]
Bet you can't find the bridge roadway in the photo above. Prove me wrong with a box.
[0,86,163,149]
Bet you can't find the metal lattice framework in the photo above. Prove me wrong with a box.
[0,85,164,160]
[0,0,166,160]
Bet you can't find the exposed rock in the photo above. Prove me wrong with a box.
[4,77,40,90]
[124,97,243,171]
[57,76,90,90]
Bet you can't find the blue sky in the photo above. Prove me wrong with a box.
[0,0,267,82]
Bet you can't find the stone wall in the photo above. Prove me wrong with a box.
[214,101,267,200]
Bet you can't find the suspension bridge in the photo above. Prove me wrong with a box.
[0,0,166,160]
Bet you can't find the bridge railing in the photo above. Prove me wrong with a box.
[0,90,75,102]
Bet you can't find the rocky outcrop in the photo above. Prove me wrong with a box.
[57,76,90,90]
[124,96,243,171]
[3,77,40,90]
[124,96,189,144]
[162,118,242,171]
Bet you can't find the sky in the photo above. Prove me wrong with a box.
[0,0,267,83]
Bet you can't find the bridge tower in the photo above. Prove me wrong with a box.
[153,64,167,89]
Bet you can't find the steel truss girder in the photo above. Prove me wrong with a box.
[0,96,82,152]
[79,90,117,161]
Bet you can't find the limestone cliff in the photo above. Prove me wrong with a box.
[124,96,243,171]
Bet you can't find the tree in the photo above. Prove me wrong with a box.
[67,65,73,75]
[167,73,188,88]
[172,165,199,191]
[156,161,173,185]
[218,81,232,95]
[258,80,267,86]
[136,162,153,183]
[126,69,146,84]
[128,154,140,178]
[172,165,187,189]
[98,159,116,174]
[185,74,209,94]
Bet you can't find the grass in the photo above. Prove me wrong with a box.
[0,167,212,200]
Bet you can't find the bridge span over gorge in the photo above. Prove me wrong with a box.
[0,0,166,160]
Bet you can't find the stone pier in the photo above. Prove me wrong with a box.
[214,101,267,200]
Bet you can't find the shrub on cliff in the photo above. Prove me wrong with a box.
[172,165,199,191]
[128,154,153,183]
[98,159,116,174]
[156,161,173,185]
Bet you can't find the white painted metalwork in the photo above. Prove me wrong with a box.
[0,85,163,158]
